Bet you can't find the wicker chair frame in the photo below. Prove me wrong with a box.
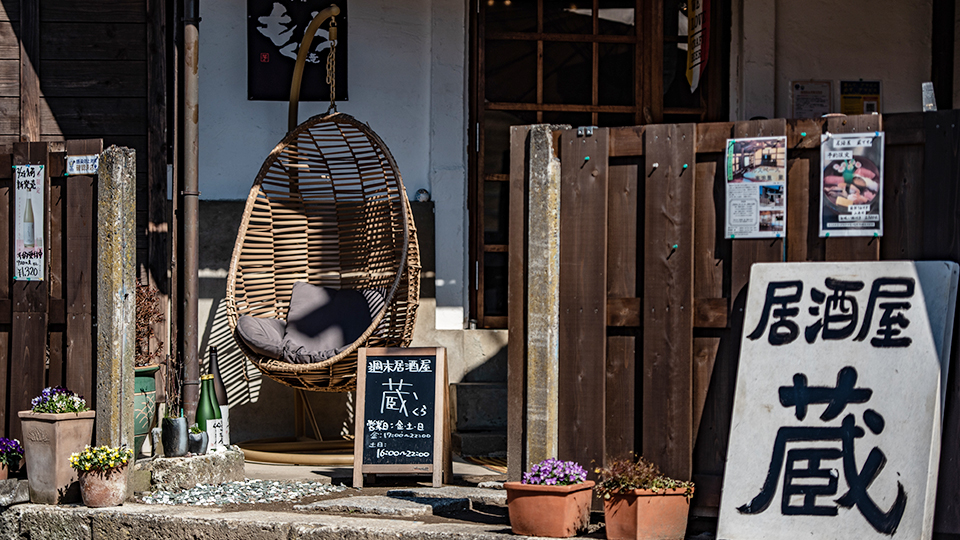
[225,112,421,392]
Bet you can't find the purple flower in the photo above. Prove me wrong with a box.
[0,437,23,466]
[521,458,587,485]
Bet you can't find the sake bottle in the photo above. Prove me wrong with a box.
[208,347,230,445]
[195,374,223,450]
[23,198,34,248]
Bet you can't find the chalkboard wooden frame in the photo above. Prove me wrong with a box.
[353,347,451,487]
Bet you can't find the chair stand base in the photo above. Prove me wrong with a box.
[237,437,354,466]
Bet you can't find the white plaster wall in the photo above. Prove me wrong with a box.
[198,0,468,328]
[732,0,933,119]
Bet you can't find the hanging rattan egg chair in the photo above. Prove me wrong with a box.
[225,5,420,396]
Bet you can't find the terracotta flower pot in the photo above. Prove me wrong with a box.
[78,464,129,508]
[505,480,595,537]
[602,488,693,540]
[18,410,96,504]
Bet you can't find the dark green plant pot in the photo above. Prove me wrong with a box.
[134,365,161,456]
[188,431,208,455]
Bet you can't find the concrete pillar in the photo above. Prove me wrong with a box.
[96,146,136,449]
[524,125,563,467]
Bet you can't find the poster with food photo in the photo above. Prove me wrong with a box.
[819,132,884,237]
[725,136,787,239]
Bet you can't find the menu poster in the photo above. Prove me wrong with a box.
[820,132,884,238]
[14,164,44,281]
[725,137,788,239]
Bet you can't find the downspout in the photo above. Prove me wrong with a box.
[182,0,201,424]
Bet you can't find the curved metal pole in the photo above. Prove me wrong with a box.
[288,5,340,132]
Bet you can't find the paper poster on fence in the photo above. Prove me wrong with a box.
[725,137,787,239]
[820,132,884,238]
[14,164,43,281]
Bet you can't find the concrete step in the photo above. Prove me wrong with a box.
[453,382,507,432]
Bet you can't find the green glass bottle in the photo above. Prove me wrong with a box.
[195,374,222,449]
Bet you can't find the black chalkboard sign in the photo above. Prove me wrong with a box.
[353,347,450,487]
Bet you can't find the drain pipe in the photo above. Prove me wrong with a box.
[181,0,201,424]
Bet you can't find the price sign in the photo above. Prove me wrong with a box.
[353,347,450,488]
[14,164,44,281]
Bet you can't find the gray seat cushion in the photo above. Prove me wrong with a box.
[236,315,286,359]
[236,283,384,364]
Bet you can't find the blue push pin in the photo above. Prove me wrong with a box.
[584,156,590,161]
[800,132,807,137]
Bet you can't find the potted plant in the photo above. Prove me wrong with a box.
[134,283,165,456]
[161,414,188,457]
[504,458,595,537]
[0,437,23,480]
[594,456,694,540]
[18,386,95,504]
[187,424,208,455]
[70,445,134,508]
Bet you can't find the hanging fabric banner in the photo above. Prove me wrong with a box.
[685,0,710,91]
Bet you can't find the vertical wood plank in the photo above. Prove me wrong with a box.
[506,126,530,481]
[0,147,9,435]
[642,123,695,480]
[924,110,960,535]
[694,159,723,300]
[47,169,63,386]
[786,158,810,262]
[881,142,924,260]
[824,115,882,261]
[146,0,167,294]
[18,0,38,141]
[9,141,47,442]
[606,162,637,462]
[64,139,98,405]
[692,337,720,443]
[558,128,608,472]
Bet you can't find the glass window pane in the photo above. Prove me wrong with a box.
[543,42,592,105]
[485,40,538,103]
[598,113,636,127]
[542,111,591,127]
[485,0,538,33]
[483,252,509,317]
[484,110,537,175]
[544,0,592,34]
[598,43,634,106]
[598,0,636,35]
[484,181,510,245]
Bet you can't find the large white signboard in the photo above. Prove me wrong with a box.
[718,261,959,540]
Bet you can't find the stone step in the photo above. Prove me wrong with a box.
[452,430,506,458]
[386,486,506,506]
[453,382,507,432]
[295,495,468,517]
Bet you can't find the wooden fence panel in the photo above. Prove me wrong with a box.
[0,145,9,436]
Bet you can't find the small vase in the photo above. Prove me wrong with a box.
[603,487,693,540]
[504,480,595,537]
[161,417,188,458]
[18,410,96,504]
[78,464,128,508]
[187,431,208,455]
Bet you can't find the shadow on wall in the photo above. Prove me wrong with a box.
[195,201,352,443]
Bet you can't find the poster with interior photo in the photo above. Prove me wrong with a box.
[725,136,787,239]
[819,132,884,237]
[14,164,44,281]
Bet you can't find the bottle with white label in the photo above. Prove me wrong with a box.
[23,198,34,248]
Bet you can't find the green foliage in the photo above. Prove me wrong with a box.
[594,456,694,500]
[189,424,203,434]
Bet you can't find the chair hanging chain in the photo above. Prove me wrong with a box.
[326,17,337,114]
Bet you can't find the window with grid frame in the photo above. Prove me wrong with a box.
[469,0,726,328]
